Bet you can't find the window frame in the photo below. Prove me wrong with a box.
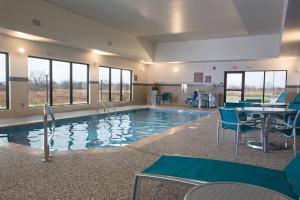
[71,62,90,105]
[0,52,9,110]
[224,70,287,103]
[99,66,132,102]
[28,56,89,107]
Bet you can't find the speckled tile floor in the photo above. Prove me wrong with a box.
[0,106,298,200]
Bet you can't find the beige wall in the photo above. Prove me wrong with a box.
[146,57,300,85]
[0,34,148,117]
[145,57,300,105]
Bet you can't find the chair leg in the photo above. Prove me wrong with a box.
[236,130,239,155]
[222,129,225,140]
[217,121,220,148]
[284,137,288,149]
[132,175,142,200]
[293,131,297,157]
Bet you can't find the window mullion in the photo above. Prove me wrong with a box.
[70,63,73,105]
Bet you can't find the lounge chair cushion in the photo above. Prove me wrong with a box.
[284,153,300,197]
[143,155,298,199]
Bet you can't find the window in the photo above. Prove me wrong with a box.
[0,53,8,109]
[99,67,110,101]
[224,70,286,103]
[72,63,88,104]
[99,66,132,102]
[181,84,188,94]
[28,57,50,107]
[244,71,264,103]
[224,72,244,103]
[52,60,71,105]
[264,71,286,103]
[28,57,89,106]
[122,70,132,101]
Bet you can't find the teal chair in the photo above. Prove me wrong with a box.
[289,103,300,110]
[217,107,263,154]
[161,92,172,105]
[133,154,300,200]
[276,91,289,103]
[291,93,300,104]
[272,110,300,156]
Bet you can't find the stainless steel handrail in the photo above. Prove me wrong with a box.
[42,103,55,162]
[97,100,110,117]
[107,101,117,117]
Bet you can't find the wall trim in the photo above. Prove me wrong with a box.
[133,83,152,86]
[287,85,300,88]
[89,81,98,84]
[9,77,28,82]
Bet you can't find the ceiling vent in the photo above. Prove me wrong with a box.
[32,19,41,27]
[107,40,112,46]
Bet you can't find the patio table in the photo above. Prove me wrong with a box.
[251,103,288,108]
[236,107,297,152]
[184,182,291,200]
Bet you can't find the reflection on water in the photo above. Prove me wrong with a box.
[0,109,208,151]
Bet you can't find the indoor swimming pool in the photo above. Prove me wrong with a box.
[0,108,209,151]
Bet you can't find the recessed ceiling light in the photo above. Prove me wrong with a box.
[92,49,116,56]
[18,47,25,54]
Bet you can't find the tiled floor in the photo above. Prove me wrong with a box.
[0,106,297,200]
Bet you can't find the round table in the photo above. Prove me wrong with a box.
[236,107,297,152]
[252,103,288,108]
[184,182,291,200]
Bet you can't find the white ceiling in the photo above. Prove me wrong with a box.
[46,0,285,43]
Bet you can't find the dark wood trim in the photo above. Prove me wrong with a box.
[89,81,99,84]
[5,52,9,109]
[49,60,53,105]
[9,77,29,82]
[70,62,73,105]
[87,64,90,104]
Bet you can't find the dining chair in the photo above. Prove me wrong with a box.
[272,110,300,156]
[217,107,264,154]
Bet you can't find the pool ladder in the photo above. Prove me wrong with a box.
[97,101,117,118]
[42,103,55,162]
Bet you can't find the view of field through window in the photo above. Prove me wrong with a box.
[0,53,7,109]
[28,57,50,107]
[28,57,88,106]
[72,63,88,104]
[99,67,110,101]
[225,71,286,103]
[111,68,121,101]
[99,66,132,102]
[122,70,131,101]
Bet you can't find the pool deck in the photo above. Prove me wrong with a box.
[0,105,297,200]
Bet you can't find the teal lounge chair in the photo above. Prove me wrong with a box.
[291,93,300,104]
[132,154,300,200]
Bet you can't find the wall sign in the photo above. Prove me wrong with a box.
[134,75,138,81]
[194,72,203,82]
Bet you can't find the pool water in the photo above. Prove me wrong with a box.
[0,108,208,151]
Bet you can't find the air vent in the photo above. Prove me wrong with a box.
[32,19,41,27]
